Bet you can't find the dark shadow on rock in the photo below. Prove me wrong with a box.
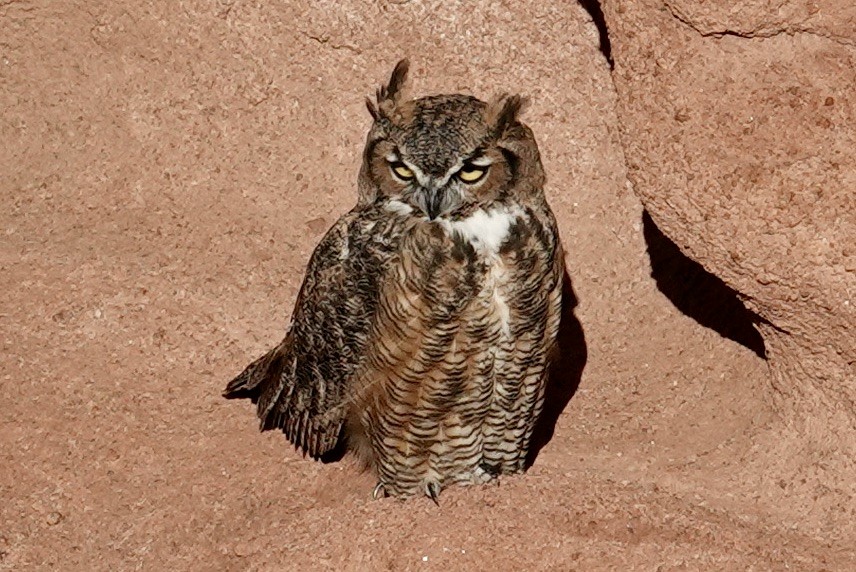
[577,0,613,69]
[527,269,588,469]
[642,210,767,359]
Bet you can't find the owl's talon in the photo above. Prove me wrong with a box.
[424,481,441,506]
[372,482,388,500]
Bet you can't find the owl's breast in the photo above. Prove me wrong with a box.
[354,200,557,493]
[434,205,531,342]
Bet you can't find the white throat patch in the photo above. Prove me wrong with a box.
[441,206,524,256]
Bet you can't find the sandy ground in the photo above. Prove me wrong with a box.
[1,2,853,570]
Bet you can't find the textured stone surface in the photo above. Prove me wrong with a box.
[1,0,854,569]
[664,0,856,42]
[602,0,856,544]
[603,0,855,414]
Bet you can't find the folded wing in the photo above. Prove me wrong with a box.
[223,206,408,458]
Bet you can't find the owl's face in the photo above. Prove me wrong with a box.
[358,60,545,220]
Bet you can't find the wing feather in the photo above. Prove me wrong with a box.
[224,205,407,458]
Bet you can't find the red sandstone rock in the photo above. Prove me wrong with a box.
[603,0,855,419]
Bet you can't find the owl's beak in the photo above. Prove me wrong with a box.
[425,188,444,220]
[415,179,456,221]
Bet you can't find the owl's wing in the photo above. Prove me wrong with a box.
[223,206,405,458]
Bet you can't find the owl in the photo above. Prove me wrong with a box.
[224,60,564,502]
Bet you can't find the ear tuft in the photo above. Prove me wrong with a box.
[487,93,528,136]
[365,96,379,121]
[384,58,410,102]
[371,58,410,119]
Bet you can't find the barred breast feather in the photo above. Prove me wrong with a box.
[347,201,563,498]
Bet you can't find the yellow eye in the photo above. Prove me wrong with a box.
[391,163,415,181]
[457,165,486,183]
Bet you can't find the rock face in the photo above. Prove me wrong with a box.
[3,0,855,568]
[601,0,855,424]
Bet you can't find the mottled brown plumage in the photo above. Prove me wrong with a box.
[224,59,564,501]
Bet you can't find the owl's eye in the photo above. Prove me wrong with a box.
[390,162,415,181]
[456,164,487,184]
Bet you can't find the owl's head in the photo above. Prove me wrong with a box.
[357,59,546,219]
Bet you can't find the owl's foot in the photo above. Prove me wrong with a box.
[478,462,502,480]
[448,463,499,487]
[372,482,388,500]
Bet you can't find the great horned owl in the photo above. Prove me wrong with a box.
[224,60,564,502]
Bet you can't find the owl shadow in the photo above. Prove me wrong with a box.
[526,269,588,469]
